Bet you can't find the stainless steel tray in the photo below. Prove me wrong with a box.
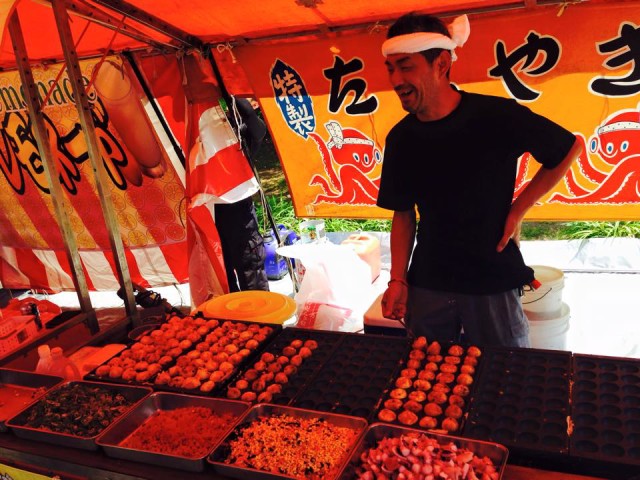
[6,380,151,450]
[338,423,509,479]
[97,392,251,472]
[208,403,368,479]
[0,368,63,432]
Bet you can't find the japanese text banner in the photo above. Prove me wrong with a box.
[234,1,640,220]
[0,56,188,290]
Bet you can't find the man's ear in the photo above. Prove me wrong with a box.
[436,51,452,77]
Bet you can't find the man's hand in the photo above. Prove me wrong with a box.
[381,280,408,320]
[497,209,523,252]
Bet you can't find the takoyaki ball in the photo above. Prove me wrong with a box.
[460,364,476,375]
[169,376,185,388]
[182,377,201,390]
[466,345,482,357]
[275,373,289,384]
[439,363,458,374]
[463,356,478,367]
[403,400,423,413]
[448,345,465,356]
[400,368,417,379]
[378,409,397,422]
[384,398,404,411]
[444,355,461,365]
[448,394,466,407]
[261,371,275,383]
[408,390,427,403]
[219,361,234,374]
[122,368,137,381]
[452,384,470,397]
[303,339,318,350]
[109,366,124,379]
[424,362,439,372]
[427,355,443,363]
[412,336,428,350]
[266,384,283,395]
[236,379,250,390]
[290,339,304,349]
[419,416,438,429]
[409,349,426,361]
[398,410,419,426]
[427,390,448,405]
[254,360,267,372]
[210,371,226,382]
[390,388,407,400]
[436,372,455,384]
[241,391,257,402]
[277,355,290,365]
[155,372,170,385]
[426,341,441,355]
[418,370,435,381]
[261,352,275,363]
[268,362,283,374]
[299,347,313,359]
[135,361,150,372]
[442,417,459,433]
[395,377,413,389]
[457,373,474,386]
[251,378,267,392]
[147,363,162,376]
[283,365,298,376]
[96,365,111,377]
[245,339,259,350]
[290,355,304,367]
[423,402,443,417]
[282,346,297,357]
[244,369,259,381]
[445,405,463,419]
[257,391,273,403]
[200,381,215,393]
[413,379,432,392]
[238,348,252,358]
[406,359,422,370]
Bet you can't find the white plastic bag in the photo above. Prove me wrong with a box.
[277,243,372,332]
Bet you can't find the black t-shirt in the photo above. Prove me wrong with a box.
[377,91,576,294]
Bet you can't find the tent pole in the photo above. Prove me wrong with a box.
[51,0,140,327]
[7,11,99,334]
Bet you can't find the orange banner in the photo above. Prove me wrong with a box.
[0,56,188,290]
[234,1,640,220]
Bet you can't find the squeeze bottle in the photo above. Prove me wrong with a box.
[49,347,81,380]
[35,344,53,374]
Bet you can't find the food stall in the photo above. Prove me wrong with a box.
[0,0,639,478]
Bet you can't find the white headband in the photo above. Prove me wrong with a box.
[381,14,470,61]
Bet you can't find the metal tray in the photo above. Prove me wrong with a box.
[6,380,152,450]
[0,368,63,432]
[208,403,367,479]
[97,392,250,472]
[338,423,509,479]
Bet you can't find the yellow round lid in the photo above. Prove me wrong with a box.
[197,290,297,324]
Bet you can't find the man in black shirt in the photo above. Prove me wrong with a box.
[377,13,581,346]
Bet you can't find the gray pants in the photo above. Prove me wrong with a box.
[405,286,530,348]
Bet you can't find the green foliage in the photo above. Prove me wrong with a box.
[559,221,640,240]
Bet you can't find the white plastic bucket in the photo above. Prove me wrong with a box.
[522,265,564,320]
[528,302,570,350]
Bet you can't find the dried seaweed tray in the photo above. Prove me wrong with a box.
[208,403,367,480]
[85,319,280,397]
[463,347,571,456]
[292,332,410,419]
[373,338,482,434]
[337,423,509,479]
[570,354,640,469]
[6,380,151,451]
[221,327,344,405]
[97,392,250,472]
[0,369,63,432]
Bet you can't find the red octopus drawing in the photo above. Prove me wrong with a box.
[308,121,382,205]
[549,106,640,204]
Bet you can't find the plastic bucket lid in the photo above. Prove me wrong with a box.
[197,291,296,325]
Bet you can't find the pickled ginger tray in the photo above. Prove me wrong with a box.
[221,327,344,404]
[292,332,410,419]
[570,354,640,471]
[374,336,483,434]
[85,316,280,396]
[463,347,571,456]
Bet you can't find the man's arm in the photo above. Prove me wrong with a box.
[381,208,417,319]
[497,137,583,252]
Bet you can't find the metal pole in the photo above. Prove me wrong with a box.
[51,0,140,326]
[7,11,99,333]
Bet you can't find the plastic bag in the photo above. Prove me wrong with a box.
[277,243,372,332]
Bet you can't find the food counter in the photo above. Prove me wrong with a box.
[0,315,637,480]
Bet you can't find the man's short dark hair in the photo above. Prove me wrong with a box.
[387,13,450,64]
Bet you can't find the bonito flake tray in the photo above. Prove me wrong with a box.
[208,403,367,480]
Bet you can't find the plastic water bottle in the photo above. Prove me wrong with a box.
[35,344,53,375]
[48,347,81,381]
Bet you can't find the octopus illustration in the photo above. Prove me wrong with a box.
[308,121,382,204]
[549,106,640,204]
